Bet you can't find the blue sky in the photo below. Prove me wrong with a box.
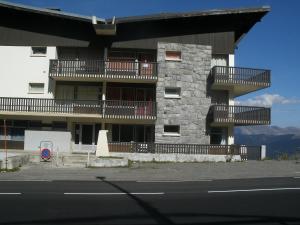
[6,0,300,127]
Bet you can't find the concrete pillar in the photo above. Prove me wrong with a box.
[228,126,234,145]
[229,54,235,67]
[228,54,235,146]
[96,130,109,157]
[102,82,106,101]
[261,145,267,160]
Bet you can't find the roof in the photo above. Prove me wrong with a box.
[108,6,270,24]
[0,0,105,23]
[108,6,270,43]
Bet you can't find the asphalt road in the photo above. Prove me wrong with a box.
[0,177,299,225]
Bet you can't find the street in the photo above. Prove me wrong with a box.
[0,177,299,224]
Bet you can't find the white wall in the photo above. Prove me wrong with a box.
[0,46,56,98]
[24,130,71,152]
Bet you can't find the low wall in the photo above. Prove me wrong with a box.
[0,154,30,170]
[24,130,71,153]
[110,152,241,162]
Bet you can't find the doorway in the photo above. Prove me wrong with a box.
[74,123,101,151]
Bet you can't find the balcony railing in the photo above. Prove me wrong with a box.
[108,142,263,160]
[211,66,271,86]
[209,105,270,125]
[0,97,157,120]
[49,59,158,81]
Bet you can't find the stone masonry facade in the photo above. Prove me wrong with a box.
[155,42,212,144]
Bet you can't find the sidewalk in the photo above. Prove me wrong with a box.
[0,160,300,181]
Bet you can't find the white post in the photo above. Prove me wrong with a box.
[96,130,109,157]
[87,151,90,167]
[261,145,267,160]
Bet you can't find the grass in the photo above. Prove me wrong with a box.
[0,167,20,173]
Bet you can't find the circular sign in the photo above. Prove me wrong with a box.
[41,148,51,160]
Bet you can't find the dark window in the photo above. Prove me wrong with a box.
[29,121,42,130]
[31,47,47,55]
[52,122,67,131]
[75,124,80,144]
[210,128,224,144]
[165,87,181,97]
[165,51,181,61]
[112,124,120,142]
[120,125,134,142]
[164,125,180,134]
[13,120,29,128]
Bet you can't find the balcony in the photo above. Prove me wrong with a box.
[209,105,270,126]
[0,97,156,120]
[49,59,158,83]
[210,66,271,97]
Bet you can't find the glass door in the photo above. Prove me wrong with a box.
[73,123,101,152]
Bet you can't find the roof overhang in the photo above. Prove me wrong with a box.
[108,6,270,44]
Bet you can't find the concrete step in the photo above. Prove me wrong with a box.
[90,157,128,167]
[60,155,96,167]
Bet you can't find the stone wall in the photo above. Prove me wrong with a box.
[155,42,211,144]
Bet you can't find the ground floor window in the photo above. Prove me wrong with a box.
[210,127,227,145]
[0,120,67,142]
[112,124,154,142]
[74,123,101,146]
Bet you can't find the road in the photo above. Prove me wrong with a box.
[0,177,299,225]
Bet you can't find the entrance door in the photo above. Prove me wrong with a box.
[82,125,93,145]
[74,123,101,152]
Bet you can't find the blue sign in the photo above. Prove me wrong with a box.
[41,148,51,160]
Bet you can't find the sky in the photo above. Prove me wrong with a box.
[5,0,300,127]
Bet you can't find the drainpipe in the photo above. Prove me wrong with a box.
[4,119,7,170]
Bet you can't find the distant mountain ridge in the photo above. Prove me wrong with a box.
[235,126,300,158]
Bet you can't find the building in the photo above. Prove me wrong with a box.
[0,1,271,152]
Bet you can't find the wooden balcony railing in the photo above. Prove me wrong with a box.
[211,66,271,86]
[108,142,263,160]
[209,105,271,125]
[0,97,157,120]
[49,59,158,80]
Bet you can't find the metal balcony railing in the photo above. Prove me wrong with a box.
[211,66,271,86]
[209,105,271,125]
[49,59,158,80]
[0,97,157,120]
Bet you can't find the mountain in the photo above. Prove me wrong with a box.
[234,126,300,159]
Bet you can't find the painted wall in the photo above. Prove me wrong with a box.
[0,46,56,98]
[24,130,71,152]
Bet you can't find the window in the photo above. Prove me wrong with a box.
[165,51,181,61]
[29,83,44,94]
[163,125,180,136]
[31,47,47,56]
[165,87,181,98]
[52,122,67,131]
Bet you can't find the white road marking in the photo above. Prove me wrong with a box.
[208,187,300,193]
[0,193,21,195]
[295,172,300,173]
[136,180,212,183]
[0,180,52,182]
[64,192,164,195]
